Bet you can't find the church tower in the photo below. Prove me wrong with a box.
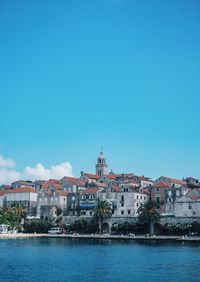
[95,149,108,176]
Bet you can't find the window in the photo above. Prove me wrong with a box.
[81,195,86,200]
[168,191,172,197]
[121,203,124,207]
[157,188,160,192]
[169,198,172,203]
[189,204,192,210]
[90,211,93,216]
[140,196,142,200]
[121,210,124,215]
[121,195,124,202]
[156,197,160,203]
[89,195,94,200]
[176,190,180,197]
[127,210,131,215]
[136,203,139,207]
[137,195,139,199]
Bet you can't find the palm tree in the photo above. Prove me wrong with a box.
[15,205,26,224]
[137,201,160,236]
[93,199,112,234]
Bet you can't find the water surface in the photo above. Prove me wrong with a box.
[0,238,200,282]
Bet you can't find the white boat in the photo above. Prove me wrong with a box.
[0,224,9,234]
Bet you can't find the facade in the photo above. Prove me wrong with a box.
[80,172,100,184]
[37,190,68,219]
[156,176,186,188]
[60,176,86,192]
[6,187,38,216]
[79,187,100,216]
[150,182,171,212]
[99,186,148,217]
[174,189,200,217]
[0,191,6,207]
[11,180,35,189]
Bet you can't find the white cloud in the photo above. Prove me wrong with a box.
[0,153,73,184]
[0,155,15,168]
[0,168,21,184]
[23,162,73,180]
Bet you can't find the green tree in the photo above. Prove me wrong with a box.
[0,207,21,229]
[14,204,26,224]
[137,201,161,236]
[55,206,63,217]
[93,199,112,234]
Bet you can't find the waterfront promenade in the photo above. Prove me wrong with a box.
[1,233,200,242]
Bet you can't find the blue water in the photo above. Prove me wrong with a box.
[0,239,200,282]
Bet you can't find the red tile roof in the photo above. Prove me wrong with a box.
[57,191,69,197]
[96,182,108,188]
[12,180,34,186]
[107,174,117,180]
[136,175,152,181]
[140,188,151,195]
[160,177,186,186]
[81,187,99,194]
[48,179,61,184]
[84,173,100,180]
[49,183,63,190]
[153,182,171,188]
[1,185,12,189]
[0,191,6,196]
[62,176,85,187]
[7,187,37,193]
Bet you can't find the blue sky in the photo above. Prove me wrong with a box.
[0,0,200,183]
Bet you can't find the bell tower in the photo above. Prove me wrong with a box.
[95,148,108,176]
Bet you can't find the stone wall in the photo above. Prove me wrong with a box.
[63,215,200,231]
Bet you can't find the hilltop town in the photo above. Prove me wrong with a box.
[0,150,200,232]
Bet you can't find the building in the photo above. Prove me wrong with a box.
[60,176,86,192]
[79,187,100,216]
[174,189,200,217]
[6,187,38,216]
[80,172,100,184]
[99,186,148,217]
[156,176,186,188]
[0,191,6,207]
[11,180,35,189]
[150,182,171,212]
[95,149,108,176]
[37,190,68,219]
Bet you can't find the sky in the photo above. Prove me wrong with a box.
[0,0,200,184]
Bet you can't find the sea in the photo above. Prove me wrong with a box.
[0,238,200,282]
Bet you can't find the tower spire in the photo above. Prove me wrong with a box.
[95,148,108,176]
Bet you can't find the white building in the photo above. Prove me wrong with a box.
[6,187,38,216]
[0,191,6,207]
[99,186,148,217]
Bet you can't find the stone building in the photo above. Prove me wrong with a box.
[95,149,108,176]
[37,190,68,219]
[174,189,200,217]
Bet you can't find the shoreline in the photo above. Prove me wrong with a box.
[1,233,200,242]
